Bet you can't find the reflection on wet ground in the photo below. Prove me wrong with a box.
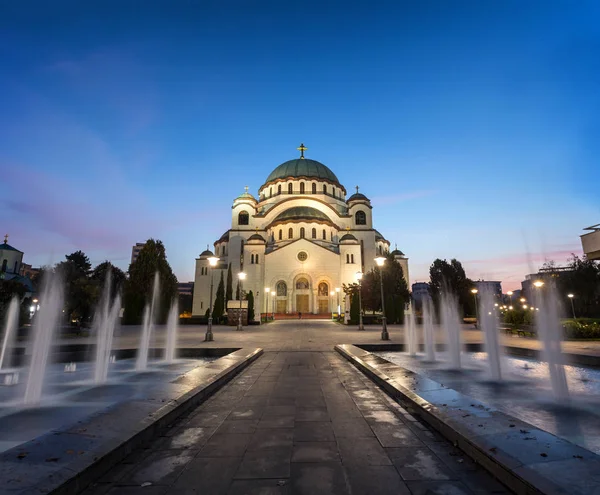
[376,351,600,454]
[0,358,215,453]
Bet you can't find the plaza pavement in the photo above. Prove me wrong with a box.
[83,344,510,495]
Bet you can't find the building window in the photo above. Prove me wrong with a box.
[331,231,333,241]
[288,183,293,194]
[255,254,259,264]
[238,211,249,225]
[201,301,203,309]
[1,260,6,272]
[355,211,366,225]
[278,184,282,194]
[279,229,283,240]
[322,229,326,240]
[222,246,225,255]
[250,254,254,264]
[351,254,355,263]
[297,251,308,262]
[300,182,305,193]
[276,281,287,296]
[296,277,309,289]
[312,183,316,194]
[288,227,293,239]
[312,228,316,239]
[269,187,272,197]
[346,254,350,264]
[14,261,18,273]
[300,227,305,238]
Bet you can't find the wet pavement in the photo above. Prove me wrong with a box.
[84,351,510,495]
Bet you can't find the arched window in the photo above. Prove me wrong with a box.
[250,254,254,264]
[323,184,327,194]
[322,229,326,240]
[312,183,316,194]
[255,254,259,264]
[276,281,287,296]
[288,227,293,239]
[318,282,329,296]
[14,261,18,273]
[278,229,283,240]
[300,227,305,238]
[222,245,226,255]
[288,183,293,194]
[300,182,305,193]
[238,211,249,225]
[296,278,309,289]
[278,184,282,194]
[269,187,272,197]
[346,254,350,264]
[355,211,366,225]
[351,254,355,263]
[312,228,316,238]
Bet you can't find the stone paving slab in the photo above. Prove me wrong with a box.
[0,347,262,495]
[336,343,600,495]
[83,351,509,495]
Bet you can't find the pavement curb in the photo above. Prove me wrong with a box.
[1,347,263,495]
[335,344,600,495]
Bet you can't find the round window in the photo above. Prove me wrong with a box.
[297,251,308,262]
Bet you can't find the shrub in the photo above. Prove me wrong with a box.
[562,321,600,339]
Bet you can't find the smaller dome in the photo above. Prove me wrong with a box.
[248,233,266,243]
[374,230,384,241]
[339,233,358,242]
[347,192,370,202]
[235,192,257,203]
[217,231,229,243]
[391,249,405,256]
[271,206,332,225]
[199,249,214,257]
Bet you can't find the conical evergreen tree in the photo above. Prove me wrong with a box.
[235,281,240,300]
[225,263,233,303]
[212,271,225,322]
[246,290,254,322]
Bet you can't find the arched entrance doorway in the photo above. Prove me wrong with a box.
[295,277,310,313]
[276,281,287,313]
[317,282,329,313]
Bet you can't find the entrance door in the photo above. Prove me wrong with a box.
[296,295,309,313]
[318,299,329,313]
[276,300,287,313]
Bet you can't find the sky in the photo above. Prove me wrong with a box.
[1,0,599,291]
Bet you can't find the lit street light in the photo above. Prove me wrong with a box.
[567,293,577,320]
[335,287,341,316]
[205,256,220,342]
[375,257,389,340]
[237,272,246,331]
[533,280,544,288]
[271,290,276,320]
[507,291,513,306]
[471,288,479,327]
[355,272,364,331]
[264,287,270,322]
[520,297,526,303]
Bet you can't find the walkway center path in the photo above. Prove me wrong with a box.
[84,325,511,494]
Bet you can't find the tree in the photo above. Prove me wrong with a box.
[559,255,600,317]
[0,279,26,324]
[122,239,178,324]
[225,263,233,303]
[56,251,98,325]
[350,291,360,324]
[429,258,474,317]
[246,290,255,322]
[178,293,193,314]
[91,261,126,298]
[212,271,225,322]
[65,250,92,275]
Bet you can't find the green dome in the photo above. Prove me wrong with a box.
[264,159,341,186]
[271,206,332,225]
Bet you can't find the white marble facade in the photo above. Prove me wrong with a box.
[192,148,409,316]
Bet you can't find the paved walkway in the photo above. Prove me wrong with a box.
[85,351,509,495]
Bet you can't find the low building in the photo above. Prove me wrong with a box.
[581,224,600,260]
[521,266,573,301]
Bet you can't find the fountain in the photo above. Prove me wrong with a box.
[136,272,160,371]
[479,289,502,380]
[405,308,417,357]
[164,300,179,363]
[441,291,462,369]
[422,297,436,361]
[535,284,569,400]
[0,296,19,371]
[24,274,63,405]
[93,272,122,383]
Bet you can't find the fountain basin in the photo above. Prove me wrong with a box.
[0,347,263,495]
[336,344,600,495]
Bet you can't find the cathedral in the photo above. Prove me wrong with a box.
[192,145,409,317]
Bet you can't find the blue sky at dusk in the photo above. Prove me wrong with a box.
[2,1,599,291]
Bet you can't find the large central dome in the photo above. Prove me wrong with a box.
[264,159,341,186]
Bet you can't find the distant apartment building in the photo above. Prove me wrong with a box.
[521,266,573,301]
[178,282,194,296]
[131,242,146,265]
[474,280,502,298]
[19,262,39,279]
[581,224,600,260]
[411,282,430,302]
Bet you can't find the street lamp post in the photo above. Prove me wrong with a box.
[205,256,220,342]
[237,272,246,331]
[507,290,513,306]
[375,257,388,340]
[355,272,364,330]
[271,291,276,320]
[567,293,576,320]
[335,287,341,317]
[264,287,270,322]
[330,291,335,318]
[471,288,479,327]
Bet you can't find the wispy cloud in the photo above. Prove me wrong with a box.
[371,190,437,206]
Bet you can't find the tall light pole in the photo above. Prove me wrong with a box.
[264,287,270,322]
[271,290,276,320]
[330,291,335,318]
[205,256,220,342]
[237,272,246,331]
[335,287,341,316]
[567,293,576,320]
[507,290,513,306]
[355,271,364,330]
[375,257,388,340]
[471,288,479,327]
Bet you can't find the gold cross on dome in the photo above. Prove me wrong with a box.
[3,234,7,244]
[297,143,307,159]
[244,186,249,193]
[355,186,359,194]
